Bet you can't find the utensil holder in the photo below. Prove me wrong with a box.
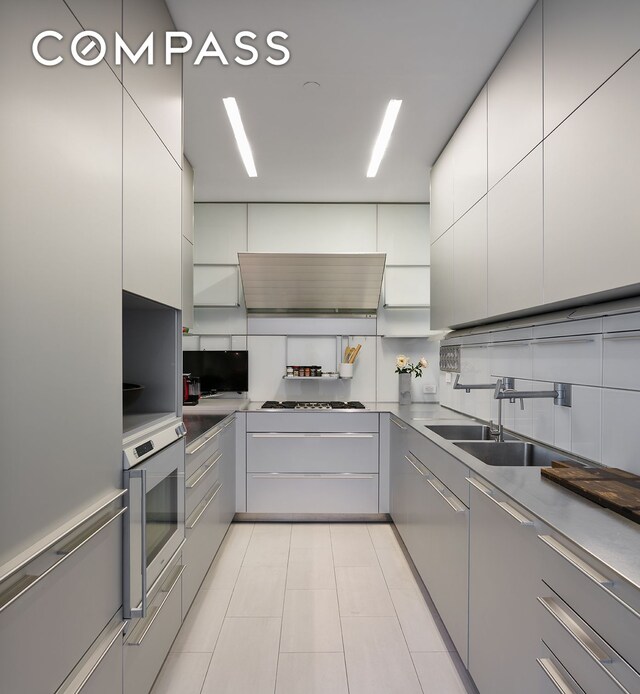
[339,363,354,379]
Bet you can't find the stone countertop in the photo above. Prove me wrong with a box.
[186,400,640,591]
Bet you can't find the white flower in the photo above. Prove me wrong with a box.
[419,357,428,368]
[396,355,408,369]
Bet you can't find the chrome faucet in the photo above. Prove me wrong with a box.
[488,377,514,442]
[452,374,498,393]
[453,374,507,442]
[493,378,572,409]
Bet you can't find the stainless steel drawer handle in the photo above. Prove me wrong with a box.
[188,428,223,454]
[533,338,595,345]
[426,477,466,513]
[491,340,531,347]
[186,451,222,489]
[392,419,408,430]
[538,535,640,620]
[405,454,425,476]
[0,496,126,615]
[603,332,640,341]
[250,473,375,480]
[467,477,533,526]
[538,596,612,665]
[536,658,581,694]
[250,433,373,438]
[186,483,223,530]
[128,564,185,647]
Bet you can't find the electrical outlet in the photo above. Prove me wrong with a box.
[423,384,437,394]
[445,372,452,383]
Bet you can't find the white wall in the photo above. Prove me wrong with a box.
[185,203,439,402]
[439,310,640,475]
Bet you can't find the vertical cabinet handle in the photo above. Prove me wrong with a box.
[124,468,147,619]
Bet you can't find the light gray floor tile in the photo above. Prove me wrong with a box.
[275,653,349,694]
[201,617,281,694]
[243,524,291,567]
[390,587,451,652]
[280,589,343,653]
[335,566,396,617]
[341,616,423,694]
[151,653,211,694]
[227,565,287,617]
[291,523,332,549]
[412,652,473,693]
[367,523,399,550]
[330,524,379,567]
[286,545,336,590]
[172,588,232,653]
[201,523,254,590]
[374,543,422,594]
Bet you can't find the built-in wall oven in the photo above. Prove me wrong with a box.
[123,418,186,619]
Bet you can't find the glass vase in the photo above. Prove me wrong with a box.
[398,372,411,405]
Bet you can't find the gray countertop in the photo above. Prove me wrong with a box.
[191,400,640,592]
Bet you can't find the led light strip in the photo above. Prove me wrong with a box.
[223,97,257,177]
[366,99,402,177]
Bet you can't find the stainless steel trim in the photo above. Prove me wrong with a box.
[405,454,425,476]
[56,508,126,555]
[490,340,531,347]
[533,338,595,345]
[57,620,125,694]
[186,483,222,530]
[426,477,466,513]
[250,433,374,439]
[0,489,126,586]
[603,332,640,341]
[145,540,186,598]
[467,477,533,526]
[391,419,408,430]
[0,503,126,615]
[188,427,223,454]
[186,451,222,489]
[127,565,185,647]
[127,468,147,619]
[536,658,581,694]
[538,596,612,665]
[249,473,375,480]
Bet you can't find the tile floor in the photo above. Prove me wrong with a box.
[151,523,475,694]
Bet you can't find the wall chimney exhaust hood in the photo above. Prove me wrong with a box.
[238,253,386,314]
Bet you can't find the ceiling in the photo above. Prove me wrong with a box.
[166,0,536,203]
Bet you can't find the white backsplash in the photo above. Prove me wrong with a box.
[439,312,640,475]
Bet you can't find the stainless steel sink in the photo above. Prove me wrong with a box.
[425,424,518,442]
[453,440,583,468]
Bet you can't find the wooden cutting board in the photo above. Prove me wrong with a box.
[542,465,640,524]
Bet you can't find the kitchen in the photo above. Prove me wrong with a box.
[2,1,640,693]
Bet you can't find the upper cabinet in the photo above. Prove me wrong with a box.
[247,203,377,253]
[487,2,542,187]
[123,94,182,308]
[194,203,247,264]
[430,229,455,330]
[182,158,194,328]
[430,148,454,242]
[182,158,194,244]
[544,0,640,136]
[377,204,430,265]
[451,87,488,222]
[122,0,182,163]
[544,51,640,304]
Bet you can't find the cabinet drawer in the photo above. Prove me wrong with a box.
[124,559,184,694]
[185,421,228,478]
[532,335,602,386]
[538,587,639,694]
[489,339,533,380]
[538,533,640,674]
[247,473,379,514]
[185,449,223,517]
[247,432,378,473]
[0,509,122,694]
[247,412,379,433]
[603,331,640,390]
[537,646,586,694]
[183,482,228,613]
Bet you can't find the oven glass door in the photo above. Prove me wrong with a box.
[124,437,184,619]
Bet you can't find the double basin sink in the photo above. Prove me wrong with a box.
[424,424,584,469]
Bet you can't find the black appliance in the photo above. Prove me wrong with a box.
[182,351,248,395]
[261,401,366,410]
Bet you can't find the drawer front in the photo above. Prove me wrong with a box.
[538,533,640,673]
[538,586,639,694]
[247,433,379,473]
[185,423,227,478]
[185,449,223,517]
[124,559,184,694]
[537,645,587,694]
[603,331,640,389]
[489,339,533,380]
[0,515,122,694]
[247,473,379,514]
[183,482,228,613]
[532,335,603,386]
[247,412,379,433]
[408,430,469,505]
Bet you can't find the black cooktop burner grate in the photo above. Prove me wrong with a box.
[261,401,366,410]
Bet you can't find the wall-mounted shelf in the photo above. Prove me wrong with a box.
[383,305,431,309]
[193,304,241,308]
[282,374,340,381]
[380,331,442,338]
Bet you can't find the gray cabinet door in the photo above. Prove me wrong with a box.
[543,52,640,305]
[430,147,454,243]
[430,228,454,330]
[389,417,410,531]
[468,477,541,694]
[182,236,194,330]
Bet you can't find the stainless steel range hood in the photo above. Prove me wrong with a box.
[238,252,386,314]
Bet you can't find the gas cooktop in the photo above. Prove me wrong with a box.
[261,401,366,410]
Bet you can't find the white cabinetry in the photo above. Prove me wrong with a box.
[487,146,543,317]
[453,198,487,326]
[544,52,640,305]
[487,2,542,186]
[430,147,454,242]
[452,88,487,221]
[182,159,194,329]
[543,0,640,136]
[123,95,182,308]
[430,228,454,330]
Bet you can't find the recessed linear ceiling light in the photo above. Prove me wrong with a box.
[366,99,402,178]
[222,97,257,177]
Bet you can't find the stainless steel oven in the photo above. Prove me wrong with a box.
[123,419,186,619]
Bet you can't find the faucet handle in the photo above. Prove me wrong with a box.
[519,398,525,411]
[493,379,503,399]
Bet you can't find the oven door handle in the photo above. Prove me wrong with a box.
[125,468,147,619]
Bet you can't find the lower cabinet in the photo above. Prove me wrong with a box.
[467,475,541,694]
[389,416,411,533]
